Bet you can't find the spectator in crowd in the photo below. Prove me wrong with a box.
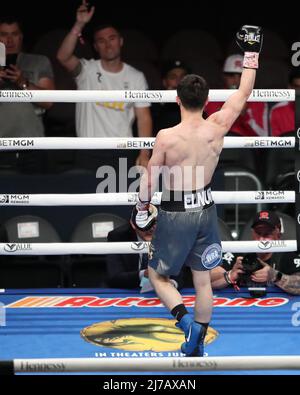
[57,0,153,168]
[205,54,269,137]
[106,215,184,291]
[152,60,189,134]
[270,67,300,136]
[0,16,55,138]
[211,210,300,294]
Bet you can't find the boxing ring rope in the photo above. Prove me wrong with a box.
[0,136,295,150]
[0,240,297,255]
[0,89,296,256]
[0,89,295,103]
[0,191,295,206]
[1,356,300,374]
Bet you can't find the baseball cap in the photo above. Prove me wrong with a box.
[162,60,189,77]
[223,54,243,73]
[251,210,281,229]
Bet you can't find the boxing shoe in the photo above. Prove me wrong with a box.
[175,313,194,337]
[181,322,206,357]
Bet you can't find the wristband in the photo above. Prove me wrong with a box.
[243,52,259,69]
[224,270,240,291]
[224,271,232,285]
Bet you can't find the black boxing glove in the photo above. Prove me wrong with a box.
[131,198,158,232]
[236,25,263,69]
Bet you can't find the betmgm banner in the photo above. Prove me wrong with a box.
[0,302,5,327]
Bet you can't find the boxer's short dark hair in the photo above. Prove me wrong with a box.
[177,74,209,110]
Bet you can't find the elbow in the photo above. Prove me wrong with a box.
[56,51,66,65]
[245,88,253,98]
[56,51,62,63]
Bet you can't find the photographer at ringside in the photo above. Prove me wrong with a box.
[211,210,300,294]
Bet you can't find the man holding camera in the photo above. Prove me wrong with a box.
[211,210,300,294]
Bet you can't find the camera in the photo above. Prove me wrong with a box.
[4,53,18,69]
[241,254,263,275]
[0,54,18,87]
[239,254,267,297]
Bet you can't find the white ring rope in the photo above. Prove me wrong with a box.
[7,356,300,372]
[0,136,295,151]
[0,88,296,257]
[0,240,296,255]
[0,191,295,206]
[0,89,295,103]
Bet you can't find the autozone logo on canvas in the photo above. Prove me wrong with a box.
[5,296,289,309]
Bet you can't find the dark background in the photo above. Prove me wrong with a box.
[1,0,299,51]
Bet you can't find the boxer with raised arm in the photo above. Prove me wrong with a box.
[132,26,263,356]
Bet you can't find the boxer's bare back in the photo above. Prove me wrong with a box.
[157,116,225,191]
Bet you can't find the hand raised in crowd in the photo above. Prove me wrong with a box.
[76,0,95,26]
[250,259,275,283]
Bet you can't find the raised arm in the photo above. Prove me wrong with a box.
[208,25,263,133]
[57,0,95,74]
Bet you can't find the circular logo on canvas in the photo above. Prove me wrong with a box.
[81,318,218,351]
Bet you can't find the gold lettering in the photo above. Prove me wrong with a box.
[96,102,126,111]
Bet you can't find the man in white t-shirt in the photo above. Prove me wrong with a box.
[57,0,153,168]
